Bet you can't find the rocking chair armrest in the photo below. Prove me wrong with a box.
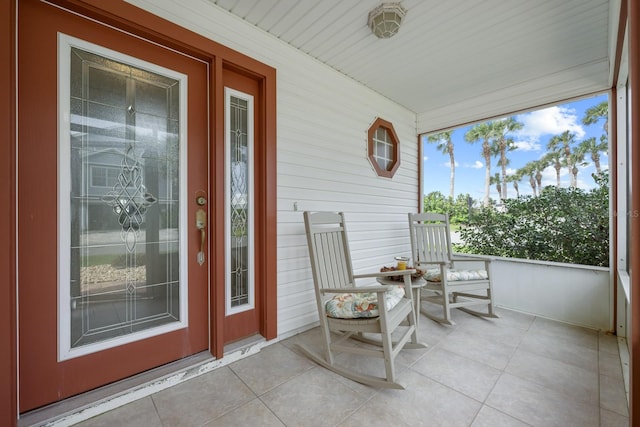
[319,285,394,295]
[354,269,416,279]
[414,261,447,268]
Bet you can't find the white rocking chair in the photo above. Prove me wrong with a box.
[408,212,498,325]
[299,211,426,389]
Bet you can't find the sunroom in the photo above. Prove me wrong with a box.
[2,0,638,426]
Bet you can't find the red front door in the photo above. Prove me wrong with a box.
[18,0,209,411]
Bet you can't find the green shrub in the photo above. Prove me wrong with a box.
[456,173,609,267]
[424,191,476,225]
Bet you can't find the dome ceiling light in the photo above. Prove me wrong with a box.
[367,3,407,39]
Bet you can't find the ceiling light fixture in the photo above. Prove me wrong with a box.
[367,3,407,39]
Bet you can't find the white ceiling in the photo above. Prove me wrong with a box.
[210,0,618,131]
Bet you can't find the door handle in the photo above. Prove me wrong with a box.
[196,208,206,265]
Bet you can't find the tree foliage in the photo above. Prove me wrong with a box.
[456,173,609,267]
[423,191,475,224]
[582,100,609,135]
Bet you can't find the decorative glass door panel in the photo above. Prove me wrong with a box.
[225,88,254,315]
[19,2,209,410]
[59,35,187,359]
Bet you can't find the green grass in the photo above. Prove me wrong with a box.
[83,254,119,267]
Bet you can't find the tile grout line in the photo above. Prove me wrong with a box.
[469,313,536,427]
[407,311,531,426]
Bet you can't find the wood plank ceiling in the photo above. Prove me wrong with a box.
[210,0,617,132]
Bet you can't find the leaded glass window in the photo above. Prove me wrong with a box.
[58,35,187,360]
[225,88,255,314]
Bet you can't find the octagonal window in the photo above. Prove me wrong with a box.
[368,117,400,178]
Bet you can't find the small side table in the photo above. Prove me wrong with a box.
[376,276,426,330]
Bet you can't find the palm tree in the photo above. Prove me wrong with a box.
[427,131,455,198]
[505,173,521,198]
[534,160,544,191]
[490,173,502,200]
[530,158,548,194]
[568,146,587,188]
[544,150,563,187]
[517,163,538,197]
[547,130,577,187]
[464,122,495,207]
[579,136,608,174]
[491,118,523,199]
[519,159,547,196]
[582,101,609,136]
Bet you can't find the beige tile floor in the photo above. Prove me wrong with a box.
[73,307,628,427]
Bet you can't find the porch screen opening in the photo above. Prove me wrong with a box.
[225,89,255,315]
[58,35,188,360]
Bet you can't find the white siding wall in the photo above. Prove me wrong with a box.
[127,0,420,337]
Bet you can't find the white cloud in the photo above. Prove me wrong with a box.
[575,174,598,190]
[463,160,483,169]
[443,160,459,168]
[515,106,586,146]
[513,139,541,151]
[423,155,429,161]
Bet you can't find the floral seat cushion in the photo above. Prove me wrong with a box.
[325,285,405,319]
[424,268,488,282]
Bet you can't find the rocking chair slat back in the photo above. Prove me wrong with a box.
[305,211,354,291]
[410,212,452,264]
[408,211,498,325]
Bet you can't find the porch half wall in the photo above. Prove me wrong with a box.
[458,254,611,331]
[128,0,421,337]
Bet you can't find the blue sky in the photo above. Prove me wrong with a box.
[422,93,609,202]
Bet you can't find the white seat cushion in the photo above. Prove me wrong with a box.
[424,268,488,282]
[325,285,405,319]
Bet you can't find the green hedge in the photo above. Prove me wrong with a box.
[455,173,609,267]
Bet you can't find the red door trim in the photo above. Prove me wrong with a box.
[212,57,225,353]
[1,1,17,425]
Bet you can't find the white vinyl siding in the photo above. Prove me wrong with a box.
[128,0,419,337]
